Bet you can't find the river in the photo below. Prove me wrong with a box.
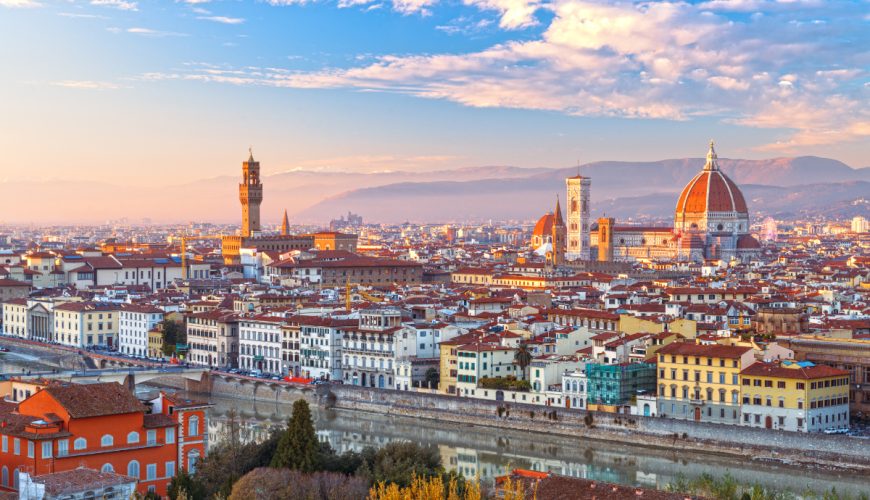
[2,354,867,497]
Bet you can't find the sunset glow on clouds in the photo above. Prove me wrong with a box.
[0,0,867,185]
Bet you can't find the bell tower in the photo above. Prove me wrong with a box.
[239,148,263,238]
[566,174,591,260]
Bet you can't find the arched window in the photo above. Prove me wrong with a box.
[74,437,87,450]
[187,449,200,473]
[127,431,140,444]
[100,435,113,447]
[188,416,200,437]
[1,466,8,487]
[12,468,18,489]
[127,460,140,479]
[101,463,114,473]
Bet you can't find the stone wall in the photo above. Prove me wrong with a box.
[325,385,870,470]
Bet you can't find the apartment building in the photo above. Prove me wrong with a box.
[118,305,164,357]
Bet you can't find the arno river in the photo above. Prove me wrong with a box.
[1,353,867,497]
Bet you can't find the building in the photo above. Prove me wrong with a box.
[342,309,403,388]
[268,251,423,287]
[239,148,263,238]
[656,342,756,424]
[0,279,30,303]
[281,320,302,377]
[784,335,870,418]
[17,467,137,500]
[543,142,762,263]
[739,360,850,432]
[238,316,284,375]
[585,362,656,410]
[565,175,591,261]
[148,329,164,358]
[118,305,164,357]
[298,316,356,381]
[53,302,120,348]
[0,382,207,497]
[186,311,239,369]
[851,215,868,233]
[455,342,520,397]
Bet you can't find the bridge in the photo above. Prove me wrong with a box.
[4,366,209,390]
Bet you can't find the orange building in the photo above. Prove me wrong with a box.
[0,381,208,496]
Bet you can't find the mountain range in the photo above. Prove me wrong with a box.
[1,157,867,224]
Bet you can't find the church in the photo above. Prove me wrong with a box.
[531,142,761,263]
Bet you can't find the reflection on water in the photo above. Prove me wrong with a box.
[200,393,870,497]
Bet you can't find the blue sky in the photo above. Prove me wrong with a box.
[0,0,867,185]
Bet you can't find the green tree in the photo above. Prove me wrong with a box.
[513,341,533,381]
[356,441,442,488]
[271,399,320,471]
[424,368,439,388]
[167,469,206,500]
[161,319,183,356]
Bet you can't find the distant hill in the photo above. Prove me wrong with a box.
[1,157,866,224]
[294,157,870,223]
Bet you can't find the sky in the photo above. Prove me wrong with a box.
[0,0,867,188]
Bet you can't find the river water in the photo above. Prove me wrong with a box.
[2,354,867,497]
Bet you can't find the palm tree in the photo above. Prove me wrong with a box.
[513,341,533,381]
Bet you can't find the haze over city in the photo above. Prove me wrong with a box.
[1,0,868,222]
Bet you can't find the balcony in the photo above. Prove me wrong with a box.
[690,398,704,405]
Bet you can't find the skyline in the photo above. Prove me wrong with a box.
[0,0,867,191]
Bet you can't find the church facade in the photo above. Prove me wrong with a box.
[531,142,761,263]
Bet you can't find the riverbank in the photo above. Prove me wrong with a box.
[195,376,870,475]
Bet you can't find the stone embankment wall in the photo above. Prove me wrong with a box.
[325,385,869,471]
[172,374,870,472]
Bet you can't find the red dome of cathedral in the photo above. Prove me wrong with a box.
[675,142,748,215]
[533,213,554,239]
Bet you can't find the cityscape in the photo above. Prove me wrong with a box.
[1,0,869,499]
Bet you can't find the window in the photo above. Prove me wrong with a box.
[188,416,200,437]
[1,436,6,453]
[1,467,6,487]
[128,460,140,479]
[102,463,114,473]
[74,437,87,450]
[187,449,200,473]
[127,431,140,444]
[27,441,34,458]
[147,430,157,445]
[13,438,20,455]
[101,434,114,447]
[146,463,157,481]
[165,461,176,478]
[58,439,68,457]
[42,441,52,458]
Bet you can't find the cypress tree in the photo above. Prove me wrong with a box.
[271,399,319,471]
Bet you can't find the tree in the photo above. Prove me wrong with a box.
[271,399,320,471]
[229,468,368,500]
[424,368,439,389]
[357,441,442,488]
[513,341,533,381]
[168,469,206,500]
[368,474,482,500]
[161,319,183,356]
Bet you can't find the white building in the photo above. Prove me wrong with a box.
[852,216,868,234]
[238,316,284,375]
[299,316,355,381]
[118,305,164,357]
[562,370,587,410]
[342,309,403,388]
[186,310,239,369]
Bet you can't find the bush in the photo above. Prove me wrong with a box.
[228,468,368,500]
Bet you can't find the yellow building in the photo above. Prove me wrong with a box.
[619,314,697,339]
[148,329,165,358]
[53,302,120,348]
[656,342,756,425]
[739,360,849,432]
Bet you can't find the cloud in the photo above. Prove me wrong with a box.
[197,15,245,24]
[463,0,540,29]
[90,0,138,11]
[51,80,124,90]
[0,0,41,7]
[127,27,188,36]
[58,12,108,18]
[150,0,868,151]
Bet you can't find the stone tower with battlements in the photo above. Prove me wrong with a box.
[239,149,263,238]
